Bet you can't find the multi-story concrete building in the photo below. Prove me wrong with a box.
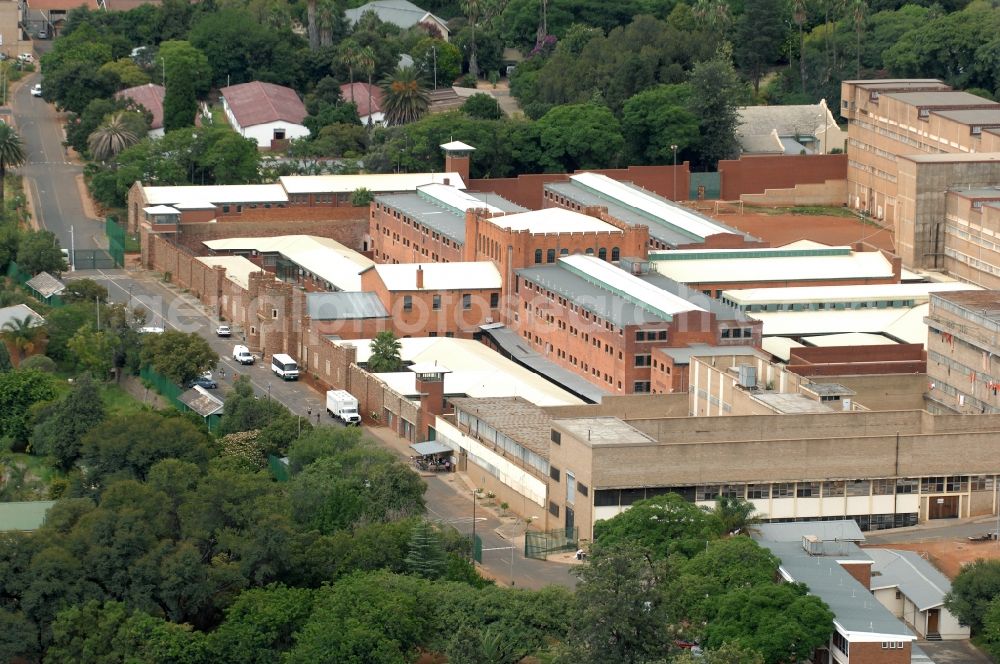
[926,290,1000,414]
[513,255,760,395]
[542,172,766,251]
[942,186,1000,288]
[840,79,1000,279]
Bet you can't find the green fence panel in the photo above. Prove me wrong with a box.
[689,172,721,200]
[139,365,184,410]
[6,261,31,287]
[268,455,290,482]
[524,527,578,560]
[106,218,125,268]
[72,249,117,271]
[473,533,482,563]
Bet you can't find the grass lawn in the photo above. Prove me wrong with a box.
[100,382,150,418]
[756,205,858,218]
[209,105,229,128]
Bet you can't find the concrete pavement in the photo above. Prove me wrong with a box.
[865,515,1000,545]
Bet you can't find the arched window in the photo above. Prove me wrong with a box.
[535,249,543,264]
[598,248,607,260]
[611,247,621,261]
[560,248,569,256]
[547,249,556,263]
[585,248,594,255]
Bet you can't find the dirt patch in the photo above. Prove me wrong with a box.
[712,211,896,253]
[118,374,168,410]
[864,540,1000,579]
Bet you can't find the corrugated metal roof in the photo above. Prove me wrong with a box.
[115,83,165,130]
[26,272,65,298]
[221,81,307,128]
[143,184,288,206]
[883,91,997,107]
[490,207,621,234]
[866,548,952,611]
[722,282,981,306]
[375,188,524,243]
[757,519,866,543]
[449,396,553,458]
[195,256,272,290]
[204,235,373,292]
[762,336,804,361]
[0,501,56,532]
[179,386,224,417]
[803,332,897,347]
[750,304,930,345]
[306,291,389,320]
[344,0,447,32]
[281,172,466,194]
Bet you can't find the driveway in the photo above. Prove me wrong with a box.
[917,640,993,664]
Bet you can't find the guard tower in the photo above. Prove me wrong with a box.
[440,141,475,185]
[410,361,451,440]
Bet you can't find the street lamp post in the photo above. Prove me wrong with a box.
[431,45,438,90]
[671,144,679,200]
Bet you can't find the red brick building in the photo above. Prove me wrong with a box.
[513,255,760,395]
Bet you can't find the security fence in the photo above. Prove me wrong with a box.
[524,527,578,560]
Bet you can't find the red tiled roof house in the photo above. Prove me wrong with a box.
[220,81,310,150]
[115,83,166,138]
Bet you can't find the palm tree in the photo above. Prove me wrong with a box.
[792,0,808,93]
[338,40,361,103]
[0,123,26,213]
[853,0,868,78]
[368,331,402,372]
[380,66,429,127]
[1,315,44,365]
[87,112,140,163]
[356,46,376,128]
[693,0,732,32]
[703,495,764,536]
[461,0,482,79]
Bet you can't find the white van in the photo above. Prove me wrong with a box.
[271,353,299,380]
[233,345,254,365]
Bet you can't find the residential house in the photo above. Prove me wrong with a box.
[340,82,385,126]
[344,0,449,41]
[115,83,166,138]
[220,81,310,150]
[737,100,847,155]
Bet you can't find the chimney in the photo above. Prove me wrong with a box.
[416,265,424,289]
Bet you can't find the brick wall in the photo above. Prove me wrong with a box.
[839,561,872,589]
[787,344,927,377]
[847,641,910,664]
[175,214,368,252]
[718,154,848,200]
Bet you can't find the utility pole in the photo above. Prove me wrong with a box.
[95,295,100,329]
[671,144,679,200]
[69,225,75,272]
[471,491,476,562]
[431,45,438,90]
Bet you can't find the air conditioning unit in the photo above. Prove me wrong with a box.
[736,364,757,389]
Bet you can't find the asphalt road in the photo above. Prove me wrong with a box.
[13,63,104,252]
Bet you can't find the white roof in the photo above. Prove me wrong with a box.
[0,304,44,330]
[195,256,274,290]
[440,140,475,151]
[570,172,732,240]
[417,183,504,214]
[723,281,980,305]
[203,235,374,292]
[343,337,582,407]
[143,184,288,206]
[490,207,621,234]
[143,204,180,214]
[279,172,465,194]
[560,254,705,319]
[372,262,501,291]
[652,246,896,284]
[751,304,930,345]
[761,336,804,361]
[804,332,898,347]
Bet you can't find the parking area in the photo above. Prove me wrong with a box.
[917,639,993,664]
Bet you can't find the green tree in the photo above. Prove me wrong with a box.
[734,0,789,93]
[537,103,625,172]
[381,66,430,126]
[87,111,141,162]
[368,331,403,372]
[461,93,502,120]
[981,596,1000,659]
[140,330,218,385]
[674,642,766,664]
[705,582,834,662]
[98,58,151,89]
[0,124,27,211]
[44,303,95,365]
[31,374,105,470]
[205,585,315,663]
[687,46,750,169]
[0,370,58,449]
[158,40,212,99]
[163,75,197,132]
[15,230,66,276]
[593,493,719,558]
[621,84,699,164]
[404,519,447,579]
[63,278,108,304]
[411,38,462,87]
[80,411,216,484]
[945,558,1000,632]
[202,132,261,183]
[67,327,117,380]
[351,187,373,207]
[703,495,765,536]
[564,543,672,664]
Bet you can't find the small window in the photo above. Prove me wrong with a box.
[578,482,588,497]
[548,501,560,517]
[403,295,413,311]
[432,295,441,310]
[546,249,556,263]
[490,293,499,308]
[549,466,561,482]
[462,294,472,310]
[611,247,620,261]
[534,249,543,264]
[271,308,278,319]
[550,429,561,444]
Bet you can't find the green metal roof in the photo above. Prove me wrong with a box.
[0,501,56,532]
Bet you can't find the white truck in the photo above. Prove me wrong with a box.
[233,344,254,365]
[326,389,361,425]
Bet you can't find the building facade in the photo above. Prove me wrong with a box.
[926,290,1000,414]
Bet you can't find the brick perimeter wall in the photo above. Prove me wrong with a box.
[718,154,848,200]
[174,215,368,253]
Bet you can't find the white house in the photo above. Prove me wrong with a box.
[737,99,847,155]
[220,81,310,150]
[340,82,385,126]
[344,0,449,41]
[115,83,166,138]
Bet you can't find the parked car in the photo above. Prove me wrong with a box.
[18,53,34,64]
[216,324,231,337]
[30,84,42,97]
[187,376,218,389]
[37,29,48,39]
[233,344,254,365]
